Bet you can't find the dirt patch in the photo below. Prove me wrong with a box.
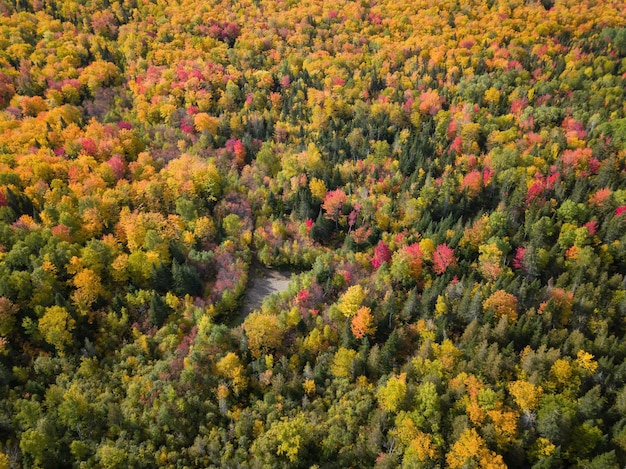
[231,262,292,326]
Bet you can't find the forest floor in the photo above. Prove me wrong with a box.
[232,261,292,326]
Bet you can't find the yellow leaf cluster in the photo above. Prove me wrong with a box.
[508,380,543,412]
[576,349,598,375]
[243,312,282,359]
[337,285,367,317]
[331,347,357,379]
[483,290,519,322]
[446,428,506,469]
[377,373,407,413]
[309,177,327,201]
[38,305,75,353]
[215,352,248,394]
[193,112,219,136]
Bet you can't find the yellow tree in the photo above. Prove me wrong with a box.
[243,312,282,358]
[446,428,506,469]
[331,347,357,378]
[193,112,220,137]
[478,242,504,281]
[483,290,518,322]
[215,352,248,394]
[377,373,407,413]
[71,268,105,312]
[309,177,327,201]
[404,432,438,466]
[508,380,543,413]
[487,408,518,449]
[393,414,439,465]
[39,306,75,353]
[337,285,366,317]
[575,349,598,376]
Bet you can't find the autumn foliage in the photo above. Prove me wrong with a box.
[0,0,625,467]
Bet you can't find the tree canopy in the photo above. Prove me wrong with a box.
[0,0,626,467]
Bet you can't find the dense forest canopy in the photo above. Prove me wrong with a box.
[0,0,626,467]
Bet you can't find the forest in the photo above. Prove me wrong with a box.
[0,0,626,467]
